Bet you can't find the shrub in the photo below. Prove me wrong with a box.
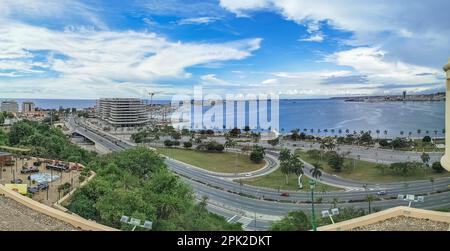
[326,151,344,171]
[307,149,321,161]
[432,162,445,173]
[422,136,432,143]
[164,140,173,147]
[183,141,192,149]
[250,145,265,163]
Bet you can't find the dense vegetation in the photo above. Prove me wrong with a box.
[69,147,242,231]
[1,120,96,164]
[270,207,369,231]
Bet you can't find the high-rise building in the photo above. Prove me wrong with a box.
[1,100,19,113]
[97,98,149,127]
[22,102,36,113]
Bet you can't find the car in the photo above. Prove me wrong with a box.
[377,190,387,196]
[33,161,42,166]
[37,182,49,191]
[20,166,39,174]
[27,187,39,194]
[245,173,252,177]
[10,178,23,184]
[280,192,290,197]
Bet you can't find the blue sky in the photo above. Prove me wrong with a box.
[0,0,448,99]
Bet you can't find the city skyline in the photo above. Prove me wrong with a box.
[0,0,449,99]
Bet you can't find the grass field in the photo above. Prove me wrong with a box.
[296,150,450,183]
[240,168,341,192]
[380,139,445,152]
[156,147,265,173]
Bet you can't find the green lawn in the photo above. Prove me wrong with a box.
[241,168,341,192]
[380,139,444,152]
[296,150,450,183]
[156,147,265,173]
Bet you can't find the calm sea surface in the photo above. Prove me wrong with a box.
[3,98,444,137]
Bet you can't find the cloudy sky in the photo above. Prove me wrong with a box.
[0,0,449,99]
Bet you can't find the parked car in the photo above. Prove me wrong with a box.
[10,178,23,184]
[46,163,69,172]
[20,166,39,174]
[280,192,290,197]
[377,190,387,196]
[37,182,49,191]
[27,187,39,194]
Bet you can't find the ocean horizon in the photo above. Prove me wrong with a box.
[1,98,444,137]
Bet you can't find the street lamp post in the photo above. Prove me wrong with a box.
[441,57,450,171]
[309,179,317,231]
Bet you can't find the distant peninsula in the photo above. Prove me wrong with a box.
[332,92,445,102]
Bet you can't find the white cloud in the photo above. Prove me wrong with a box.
[177,17,219,25]
[200,74,239,86]
[299,34,324,42]
[0,20,261,98]
[325,47,441,84]
[219,0,450,67]
[0,0,107,29]
[261,78,279,85]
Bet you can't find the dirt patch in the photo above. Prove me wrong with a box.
[0,197,79,231]
[352,216,449,231]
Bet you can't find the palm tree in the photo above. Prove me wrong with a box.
[365,195,375,214]
[383,130,388,139]
[199,195,209,210]
[376,129,380,139]
[310,163,323,180]
[417,129,421,138]
[291,155,304,189]
[408,131,412,139]
[421,152,430,172]
[400,131,404,137]
[430,178,435,193]
[331,197,339,208]
[338,129,342,135]
[310,128,314,134]
[345,129,350,134]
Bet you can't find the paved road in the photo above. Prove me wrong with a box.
[242,140,444,164]
[68,117,450,230]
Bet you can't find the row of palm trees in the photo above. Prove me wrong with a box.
[282,128,445,138]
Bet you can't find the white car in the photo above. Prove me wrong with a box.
[245,173,252,177]
[377,190,387,196]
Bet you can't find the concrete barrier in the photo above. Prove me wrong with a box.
[0,184,117,231]
[317,206,450,231]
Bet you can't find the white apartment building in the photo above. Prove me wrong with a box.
[1,100,19,113]
[22,102,36,113]
[97,98,149,127]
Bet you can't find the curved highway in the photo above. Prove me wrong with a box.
[68,116,450,230]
